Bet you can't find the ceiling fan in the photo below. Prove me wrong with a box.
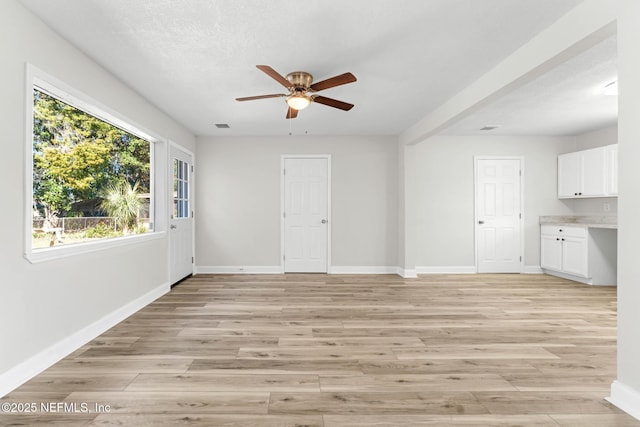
[236,65,357,119]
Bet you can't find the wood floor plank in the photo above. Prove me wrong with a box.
[237,346,399,360]
[43,358,192,375]
[319,373,516,392]
[125,373,321,392]
[88,414,324,426]
[188,358,364,375]
[473,390,616,414]
[323,414,560,426]
[358,359,540,376]
[278,336,426,348]
[178,327,314,337]
[551,413,640,426]
[65,391,270,414]
[0,413,97,426]
[394,344,561,360]
[268,391,489,415]
[15,373,138,392]
[2,273,638,426]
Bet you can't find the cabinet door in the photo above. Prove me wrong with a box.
[558,152,580,198]
[581,147,607,197]
[561,237,589,277]
[607,144,618,196]
[541,235,562,271]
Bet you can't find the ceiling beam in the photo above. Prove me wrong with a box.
[399,0,617,145]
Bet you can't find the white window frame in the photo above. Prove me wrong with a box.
[24,64,166,263]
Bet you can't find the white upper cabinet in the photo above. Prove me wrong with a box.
[558,152,581,198]
[607,144,618,196]
[558,144,617,199]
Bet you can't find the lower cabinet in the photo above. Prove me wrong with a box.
[540,226,588,277]
[540,224,617,285]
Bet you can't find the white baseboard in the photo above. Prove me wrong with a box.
[196,265,407,276]
[607,380,640,421]
[416,266,477,274]
[399,269,418,278]
[329,266,400,275]
[0,282,169,398]
[541,268,593,285]
[195,265,282,274]
[523,265,544,274]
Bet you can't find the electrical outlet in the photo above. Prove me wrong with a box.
[603,202,611,212]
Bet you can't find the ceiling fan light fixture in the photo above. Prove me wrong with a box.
[286,93,311,110]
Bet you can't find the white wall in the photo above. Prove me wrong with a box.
[0,0,195,394]
[609,0,640,419]
[195,136,398,272]
[576,125,618,150]
[412,135,576,271]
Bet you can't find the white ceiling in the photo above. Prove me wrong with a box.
[441,34,618,136]
[19,0,615,138]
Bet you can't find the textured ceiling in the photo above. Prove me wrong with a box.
[18,0,608,138]
[441,35,618,136]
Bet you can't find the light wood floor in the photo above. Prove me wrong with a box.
[2,274,639,426]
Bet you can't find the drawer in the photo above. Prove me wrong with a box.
[541,225,587,238]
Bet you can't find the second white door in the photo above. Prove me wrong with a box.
[169,144,194,284]
[283,157,329,273]
[475,157,522,273]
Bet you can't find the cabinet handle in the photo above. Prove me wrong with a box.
[559,229,563,232]
[578,192,582,195]
[562,238,565,241]
[556,238,560,241]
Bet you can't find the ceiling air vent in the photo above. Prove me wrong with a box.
[215,123,230,129]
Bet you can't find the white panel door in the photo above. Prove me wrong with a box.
[476,158,522,273]
[169,145,194,284]
[283,157,329,273]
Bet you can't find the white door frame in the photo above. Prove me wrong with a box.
[474,156,525,273]
[169,141,195,284]
[280,154,331,274]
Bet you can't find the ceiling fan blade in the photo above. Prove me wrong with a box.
[313,95,354,111]
[286,107,298,119]
[256,65,291,88]
[310,72,357,92]
[236,94,285,101]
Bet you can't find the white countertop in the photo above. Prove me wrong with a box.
[539,215,617,229]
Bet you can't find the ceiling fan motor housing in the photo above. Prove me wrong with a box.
[286,71,313,91]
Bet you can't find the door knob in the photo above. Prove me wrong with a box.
[321,219,327,224]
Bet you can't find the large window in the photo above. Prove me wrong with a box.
[26,67,161,262]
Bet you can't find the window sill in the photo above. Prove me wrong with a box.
[25,231,165,264]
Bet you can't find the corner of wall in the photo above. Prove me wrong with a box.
[608,381,640,422]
